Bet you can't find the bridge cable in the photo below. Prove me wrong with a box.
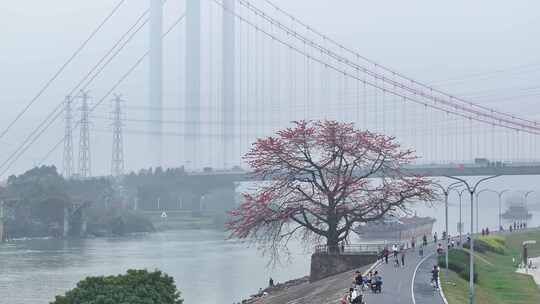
[258,0,539,128]
[240,0,540,133]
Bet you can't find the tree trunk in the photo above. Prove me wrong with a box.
[326,215,340,254]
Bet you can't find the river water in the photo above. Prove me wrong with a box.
[0,230,310,304]
[1,176,539,304]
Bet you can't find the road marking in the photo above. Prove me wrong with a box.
[411,252,435,304]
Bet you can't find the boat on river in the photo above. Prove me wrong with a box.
[354,215,436,241]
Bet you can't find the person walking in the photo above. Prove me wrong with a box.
[431,265,440,289]
[392,244,398,258]
[400,250,406,267]
[422,234,428,246]
[433,232,438,243]
[419,244,424,257]
[354,271,363,290]
[383,247,389,264]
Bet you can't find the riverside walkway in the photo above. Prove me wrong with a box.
[256,245,446,304]
[360,247,445,304]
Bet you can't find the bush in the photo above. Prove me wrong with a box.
[51,269,183,304]
[463,236,506,254]
[438,249,478,283]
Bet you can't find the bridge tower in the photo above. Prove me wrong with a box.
[222,0,236,169]
[78,91,91,178]
[149,0,163,168]
[185,0,201,169]
[62,95,74,178]
[111,95,125,177]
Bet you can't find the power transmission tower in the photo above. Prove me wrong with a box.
[111,94,125,177]
[62,96,74,178]
[78,91,91,178]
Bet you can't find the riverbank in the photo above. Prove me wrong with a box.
[441,230,540,304]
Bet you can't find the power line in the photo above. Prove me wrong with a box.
[62,96,74,178]
[78,91,92,178]
[0,0,126,140]
[35,12,186,168]
[0,7,153,176]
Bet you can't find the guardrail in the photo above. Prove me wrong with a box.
[314,243,386,255]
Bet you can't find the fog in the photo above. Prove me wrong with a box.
[2,0,540,177]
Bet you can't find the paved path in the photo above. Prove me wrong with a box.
[260,265,371,304]
[353,246,445,304]
[412,253,445,304]
[257,245,446,304]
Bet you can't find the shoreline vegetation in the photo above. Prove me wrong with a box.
[440,230,540,304]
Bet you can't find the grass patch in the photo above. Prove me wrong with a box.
[441,230,540,304]
[438,249,478,282]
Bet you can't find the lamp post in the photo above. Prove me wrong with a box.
[523,190,534,226]
[476,189,509,231]
[445,175,499,304]
[451,188,467,244]
[433,181,462,283]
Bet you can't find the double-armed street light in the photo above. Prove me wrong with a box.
[445,175,499,304]
[451,188,467,244]
[475,189,509,231]
[433,181,462,283]
[523,190,534,225]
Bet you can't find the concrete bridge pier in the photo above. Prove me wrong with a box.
[63,207,70,238]
[187,193,203,217]
[0,201,5,242]
[80,208,87,237]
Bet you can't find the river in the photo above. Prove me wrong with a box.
[0,230,310,304]
[1,176,539,304]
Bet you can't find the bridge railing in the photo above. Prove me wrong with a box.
[314,243,386,255]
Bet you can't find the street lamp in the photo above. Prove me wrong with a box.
[476,189,509,231]
[445,175,499,304]
[433,181,462,283]
[523,190,534,226]
[450,188,467,244]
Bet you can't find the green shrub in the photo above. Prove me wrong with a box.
[438,249,478,283]
[51,269,183,304]
[463,236,506,254]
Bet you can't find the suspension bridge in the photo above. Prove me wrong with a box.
[1,0,540,179]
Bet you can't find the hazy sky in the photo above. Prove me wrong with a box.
[1,0,540,177]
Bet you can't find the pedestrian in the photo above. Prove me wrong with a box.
[431,265,440,289]
[437,243,443,255]
[422,234,428,246]
[434,232,438,243]
[411,237,416,249]
[354,271,363,290]
[392,243,398,258]
[269,277,274,287]
[481,228,485,236]
[400,250,406,267]
[384,248,389,264]
[486,227,490,235]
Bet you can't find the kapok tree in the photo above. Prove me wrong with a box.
[227,120,434,258]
